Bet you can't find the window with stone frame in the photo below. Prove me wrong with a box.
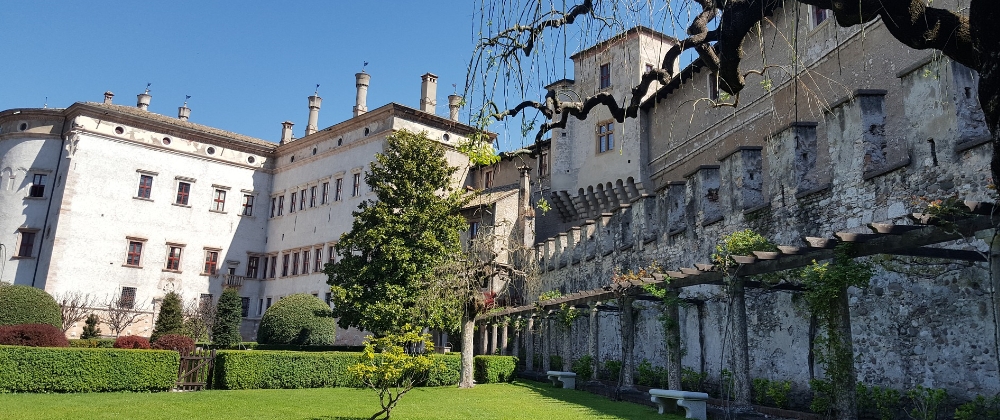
[299,189,306,210]
[212,189,227,212]
[352,173,361,197]
[539,151,549,176]
[28,173,46,198]
[119,287,137,309]
[328,245,336,264]
[302,250,310,275]
[268,255,277,278]
[203,249,220,275]
[811,6,831,27]
[314,247,324,272]
[310,186,317,207]
[246,256,260,278]
[137,174,153,199]
[291,252,300,276]
[16,229,37,258]
[176,181,191,205]
[125,239,145,267]
[277,196,284,216]
[484,169,495,189]
[281,254,289,277]
[599,63,611,89]
[165,245,183,271]
[242,194,254,216]
[708,73,720,101]
[597,121,615,153]
[290,191,297,213]
[270,197,276,217]
[335,178,344,201]
[322,182,330,204]
[241,297,250,317]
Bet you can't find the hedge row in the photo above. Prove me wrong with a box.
[213,351,465,390]
[197,342,365,352]
[0,345,179,392]
[474,355,518,384]
[69,339,116,348]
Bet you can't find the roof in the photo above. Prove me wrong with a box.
[570,26,678,61]
[72,102,277,149]
[463,183,519,209]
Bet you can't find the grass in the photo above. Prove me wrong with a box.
[0,381,678,419]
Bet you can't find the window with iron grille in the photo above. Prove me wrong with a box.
[126,241,143,266]
[322,182,330,204]
[204,250,219,275]
[176,182,191,205]
[335,178,343,201]
[28,174,46,198]
[352,174,361,197]
[241,297,250,317]
[16,230,36,258]
[242,194,254,216]
[119,287,137,309]
[310,186,317,207]
[599,63,611,89]
[290,192,297,213]
[137,175,153,199]
[597,121,615,153]
[199,294,213,311]
[247,256,260,278]
[213,189,227,212]
[166,246,182,270]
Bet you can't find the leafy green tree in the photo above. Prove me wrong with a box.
[212,288,243,347]
[326,129,469,336]
[349,327,442,420]
[80,314,101,339]
[151,291,184,342]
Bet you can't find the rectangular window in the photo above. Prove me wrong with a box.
[242,194,254,216]
[261,256,269,279]
[199,294,213,310]
[335,178,343,201]
[126,241,143,266]
[599,63,611,89]
[213,189,227,212]
[241,297,250,317]
[28,174,46,198]
[137,175,153,199]
[322,182,330,204]
[291,252,300,276]
[119,287,136,309]
[597,121,615,153]
[289,192,297,213]
[469,222,480,239]
[176,182,191,205]
[484,170,494,189]
[269,255,277,278]
[302,250,310,274]
[16,230,36,257]
[300,189,306,210]
[166,246,182,271]
[539,151,549,176]
[314,248,323,272]
[310,186,317,207]
[352,174,361,197]
[277,196,285,216]
[708,74,719,101]
[813,6,830,27]
[247,256,260,278]
[204,250,219,275]
[270,197,276,217]
[328,246,336,263]
[281,254,289,277]
[258,298,264,316]
[266,297,272,310]
[324,292,332,306]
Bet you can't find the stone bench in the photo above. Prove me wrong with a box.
[648,389,709,419]
[545,371,576,389]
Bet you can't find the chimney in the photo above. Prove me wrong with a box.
[354,72,371,117]
[280,121,294,144]
[305,91,322,136]
[103,91,114,104]
[178,96,191,121]
[420,73,438,114]
[448,94,462,122]
[136,90,151,111]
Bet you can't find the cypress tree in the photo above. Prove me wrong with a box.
[151,291,184,342]
[212,288,243,347]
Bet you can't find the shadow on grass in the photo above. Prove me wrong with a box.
[513,380,664,419]
[308,417,367,420]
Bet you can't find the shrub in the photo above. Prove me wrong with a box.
[114,335,150,349]
[212,288,243,347]
[602,360,622,380]
[571,355,594,381]
[151,334,195,353]
[257,294,336,346]
[213,350,460,390]
[0,284,62,329]
[151,292,184,342]
[349,330,439,420]
[0,345,178,392]
[0,324,69,347]
[549,355,563,370]
[955,394,1000,420]
[80,314,101,339]
[69,338,116,348]
[474,355,517,383]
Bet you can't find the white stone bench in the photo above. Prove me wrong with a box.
[649,389,709,419]
[545,371,576,389]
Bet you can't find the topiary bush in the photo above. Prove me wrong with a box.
[0,284,62,329]
[212,288,243,347]
[151,292,184,342]
[151,334,195,353]
[0,324,69,347]
[257,294,337,346]
[114,335,150,349]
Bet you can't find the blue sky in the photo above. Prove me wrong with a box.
[1,1,480,143]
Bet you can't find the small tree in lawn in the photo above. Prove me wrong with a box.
[326,129,469,336]
[350,327,442,420]
[212,287,243,347]
[80,313,101,339]
[151,291,184,342]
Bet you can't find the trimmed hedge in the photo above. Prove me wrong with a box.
[257,294,337,345]
[474,355,518,383]
[213,350,461,390]
[0,345,179,392]
[69,339,116,348]
[0,284,62,328]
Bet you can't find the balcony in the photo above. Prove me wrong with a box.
[221,274,247,289]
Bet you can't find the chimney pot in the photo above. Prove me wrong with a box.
[354,72,371,117]
[420,73,438,114]
[136,92,151,111]
[448,94,462,122]
[103,91,114,104]
[178,106,191,121]
[280,121,295,144]
[305,95,322,136]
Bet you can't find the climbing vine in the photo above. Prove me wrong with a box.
[801,243,873,415]
[553,303,579,329]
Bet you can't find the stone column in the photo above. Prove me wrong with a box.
[619,297,636,389]
[589,301,600,380]
[665,291,683,390]
[476,322,487,355]
[525,316,535,372]
[499,321,509,356]
[511,318,521,360]
[730,279,752,407]
[489,323,499,355]
[541,315,552,372]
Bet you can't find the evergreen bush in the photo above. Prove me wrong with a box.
[212,288,243,347]
[80,314,101,339]
[151,292,184,342]
[473,355,518,383]
[150,334,195,353]
[0,284,62,329]
[0,324,69,347]
[113,335,150,349]
[0,346,178,392]
[256,294,337,346]
[69,338,116,348]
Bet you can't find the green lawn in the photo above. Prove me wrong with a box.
[0,381,678,420]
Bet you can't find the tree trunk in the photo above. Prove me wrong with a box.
[459,314,475,388]
[665,292,683,390]
[730,279,752,409]
[619,297,636,390]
